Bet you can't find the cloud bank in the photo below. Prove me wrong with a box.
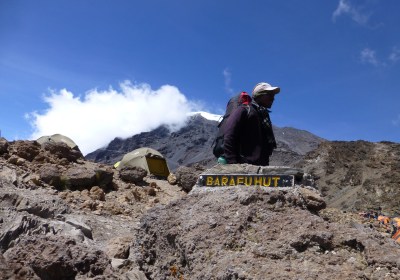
[332,0,370,25]
[28,81,198,155]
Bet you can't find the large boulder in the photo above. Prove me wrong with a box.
[133,186,400,279]
[119,166,147,184]
[3,235,112,279]
[62,165,114,191]
[0,138,8,155]
[40,141,83,162]
[174,165,205,192]
[38,164,64,189]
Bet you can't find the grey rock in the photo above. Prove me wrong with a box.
[94,167,114,187]
[63,165,97,190]
[38,163,63,188]
[0,138,8,155]
[8,140,41,162]
[16,196,69,218]
[61,165,113,191]
[124,268,147,280]
[174,165,205,192]
[0,165,17,186]
[3,235,112,279]
[111,258,131,269]
[65,218,93,239]
[41,141,83,162]
[106,236,131,259]
[0,215,40,251]
[119,166,147,184]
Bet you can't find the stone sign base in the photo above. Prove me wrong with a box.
[195,164,314,188]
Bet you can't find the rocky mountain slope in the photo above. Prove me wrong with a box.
[85,114,325,170]
[296,140,400,215]
[1,137,400,279]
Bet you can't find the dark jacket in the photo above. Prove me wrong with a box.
[223,101,276,166]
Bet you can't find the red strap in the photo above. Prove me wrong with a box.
[239,91,251,105]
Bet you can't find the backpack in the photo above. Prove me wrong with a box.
[212,91,252,158]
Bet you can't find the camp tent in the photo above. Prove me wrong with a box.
[117,147,170,177]
[36,134,80,151]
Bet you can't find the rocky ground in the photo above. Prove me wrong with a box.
[296,140,400,215]
[1,138,400,279]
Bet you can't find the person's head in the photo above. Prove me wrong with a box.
[252,82,280,108]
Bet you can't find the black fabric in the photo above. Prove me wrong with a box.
[212,92,251,158]
[223,101,276,166]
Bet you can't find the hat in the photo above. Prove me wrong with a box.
[252,82,280,98]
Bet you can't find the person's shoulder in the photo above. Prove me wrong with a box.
[233,104,252,116]
[227,105,250,123]
[231,104,248,113]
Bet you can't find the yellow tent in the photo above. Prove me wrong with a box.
[117,147,170,177]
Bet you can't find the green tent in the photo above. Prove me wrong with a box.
[36,134,80,151]
[117,147,170,177]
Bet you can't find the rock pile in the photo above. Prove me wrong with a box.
[0,138,185,279]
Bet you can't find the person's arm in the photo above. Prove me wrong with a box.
[223,107,247,163]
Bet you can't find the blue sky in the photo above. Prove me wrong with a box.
[0,0,399,155]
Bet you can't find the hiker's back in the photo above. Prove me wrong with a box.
[212,92,251,158]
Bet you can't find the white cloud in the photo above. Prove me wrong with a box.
[27,81,199,155]
[360,48,379,66]
[332,0,370,25]
[333,0,351,19]
[389,47,400,63]
[393,115,400,126]
[223,68,234,94]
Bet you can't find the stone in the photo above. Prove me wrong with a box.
[105,236,132,259]
[65,218,93,240]
[167,173,177,185]
[10,141,41,162]
[94,168,114,188]
[3,235,112,279]
[90,186,106,201]
[174,165,205,192]
[145,186,157,196]
[40,141,83,162]
[119,166,147,184]
[38,164,63,189]
[63,166,96,190]
[0,137,9,155]
[111,258,131,269]
[297,186,326,211]
[0,165,17,186]
[124,268,147,280]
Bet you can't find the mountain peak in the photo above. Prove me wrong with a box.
[188,111,222,122]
